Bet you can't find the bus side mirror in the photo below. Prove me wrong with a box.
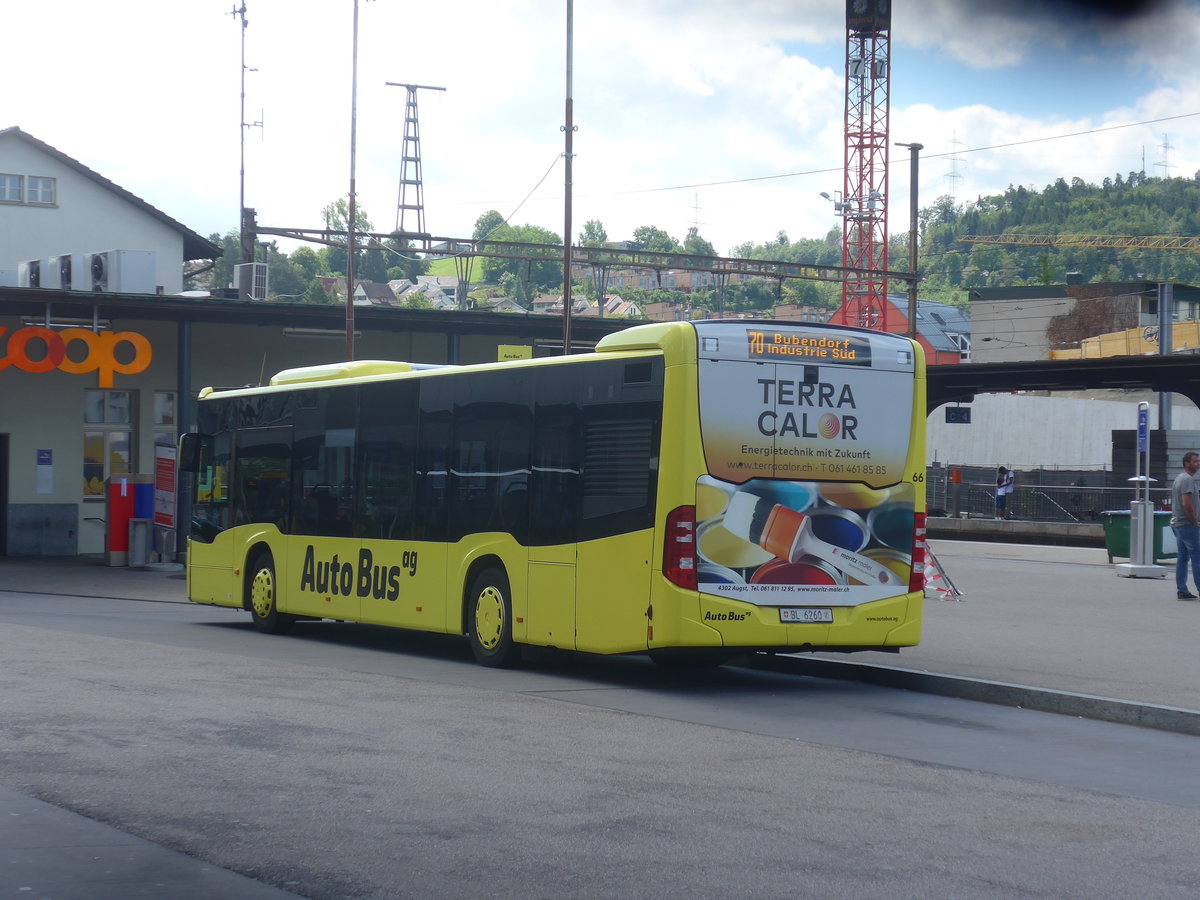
[178,433,210,473]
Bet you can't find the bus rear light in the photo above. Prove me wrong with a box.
[663,505,697,590]
[909,512,927,593]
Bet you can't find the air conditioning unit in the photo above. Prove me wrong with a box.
[18,259,43,288]
[52,253,90,291]
[235,262,269,301]
[89,249,156,293]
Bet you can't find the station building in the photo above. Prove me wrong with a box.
[0,128,628,558]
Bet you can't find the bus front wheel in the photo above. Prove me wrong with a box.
[467,567,520,668]
[248,552,294,635]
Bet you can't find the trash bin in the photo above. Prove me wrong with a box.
[1101,510,1176,564]
[128,518,153,568]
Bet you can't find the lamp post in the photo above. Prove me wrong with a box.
[345,0,366,362]
[895,142,922,338]
[561,0,576,355]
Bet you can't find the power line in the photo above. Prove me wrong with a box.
[602,110,1200,198]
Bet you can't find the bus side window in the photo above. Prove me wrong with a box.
[525,366,584,545]
[357,381,418,541]
[190,432,232,544]
[448,372,532,542]
[233,428,292,530]
[292,386,357,538]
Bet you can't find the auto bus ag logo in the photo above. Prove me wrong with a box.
[0,325,152,387]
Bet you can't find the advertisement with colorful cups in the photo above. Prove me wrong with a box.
[696,475,915,605]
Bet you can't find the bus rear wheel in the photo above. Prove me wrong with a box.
[248,552,294,635]
[468,567,520,668]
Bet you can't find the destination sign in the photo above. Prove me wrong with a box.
[745,329,872,365]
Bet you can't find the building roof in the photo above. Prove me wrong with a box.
[0,127,221,261]
[888,296,970,353]
[353,281,398,305]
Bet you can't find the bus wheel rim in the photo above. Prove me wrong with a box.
[475,586,504,651]
[251,568,274,618]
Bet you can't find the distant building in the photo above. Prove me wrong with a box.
[771,303,831,324]
[969,282,1200,363]
[352,282,398,306]
[827,296,970,365]
[575,295,643,318]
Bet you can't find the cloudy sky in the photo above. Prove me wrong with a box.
[5,0,1199,256]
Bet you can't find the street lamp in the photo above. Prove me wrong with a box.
[895,142,923,338]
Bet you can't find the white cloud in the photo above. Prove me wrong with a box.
[4,0,1200,263]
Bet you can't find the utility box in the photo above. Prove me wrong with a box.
[105,475,154,566]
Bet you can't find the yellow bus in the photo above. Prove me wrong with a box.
[180,319,926,667]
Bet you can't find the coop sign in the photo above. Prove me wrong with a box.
[0,325,152,387]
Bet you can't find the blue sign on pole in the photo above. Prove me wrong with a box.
[1137,405,1148,453]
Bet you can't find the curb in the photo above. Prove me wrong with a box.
[741,654,1200,737]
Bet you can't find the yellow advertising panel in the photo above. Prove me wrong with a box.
[696,324,914,489]
[498,344,533,361]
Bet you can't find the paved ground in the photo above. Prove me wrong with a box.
[1,540,1196,899]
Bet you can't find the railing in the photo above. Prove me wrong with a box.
[926,468,1171,522]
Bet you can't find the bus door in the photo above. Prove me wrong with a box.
[521,374,578,648]
[183,430,234,604]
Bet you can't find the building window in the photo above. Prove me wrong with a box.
[947,332,971,361]
[84,390,135,497]
[1,173,23,202]
[152,391,176,444]
[26,176,56,205]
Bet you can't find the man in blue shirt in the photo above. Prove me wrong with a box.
[1170,451,1200,600]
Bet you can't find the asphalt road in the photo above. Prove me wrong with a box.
[2,591,1200,900]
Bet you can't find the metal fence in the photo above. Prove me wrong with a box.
[926,466,1172,522]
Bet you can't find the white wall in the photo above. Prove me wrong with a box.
[927,392,1200,470]
[0,137,187,293]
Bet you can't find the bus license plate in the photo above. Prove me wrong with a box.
[779,608,833,624]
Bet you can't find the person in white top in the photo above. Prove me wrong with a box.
[994,466,1015,520]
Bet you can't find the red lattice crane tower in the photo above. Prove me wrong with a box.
[840,0,891,331]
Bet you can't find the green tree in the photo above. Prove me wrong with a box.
[302,279,331,304]
[478,222,562,292]
[320,198,376,277]
[579,219,608,247]
[472,209,506,241]
[380,233,429,282]
[632,225,678,253]
[203,231,241,294]
[289,245,323,280]
[683,226,716,259]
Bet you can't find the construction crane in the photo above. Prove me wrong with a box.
[838,0,892,331]
[960,234,1200,251]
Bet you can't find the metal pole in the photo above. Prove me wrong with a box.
[175,320,192,563]
[561,0,574,356]
[237,3,250,264]
[1159,282,1173,429]
[345,0,360,362]
[896,142,922,337]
